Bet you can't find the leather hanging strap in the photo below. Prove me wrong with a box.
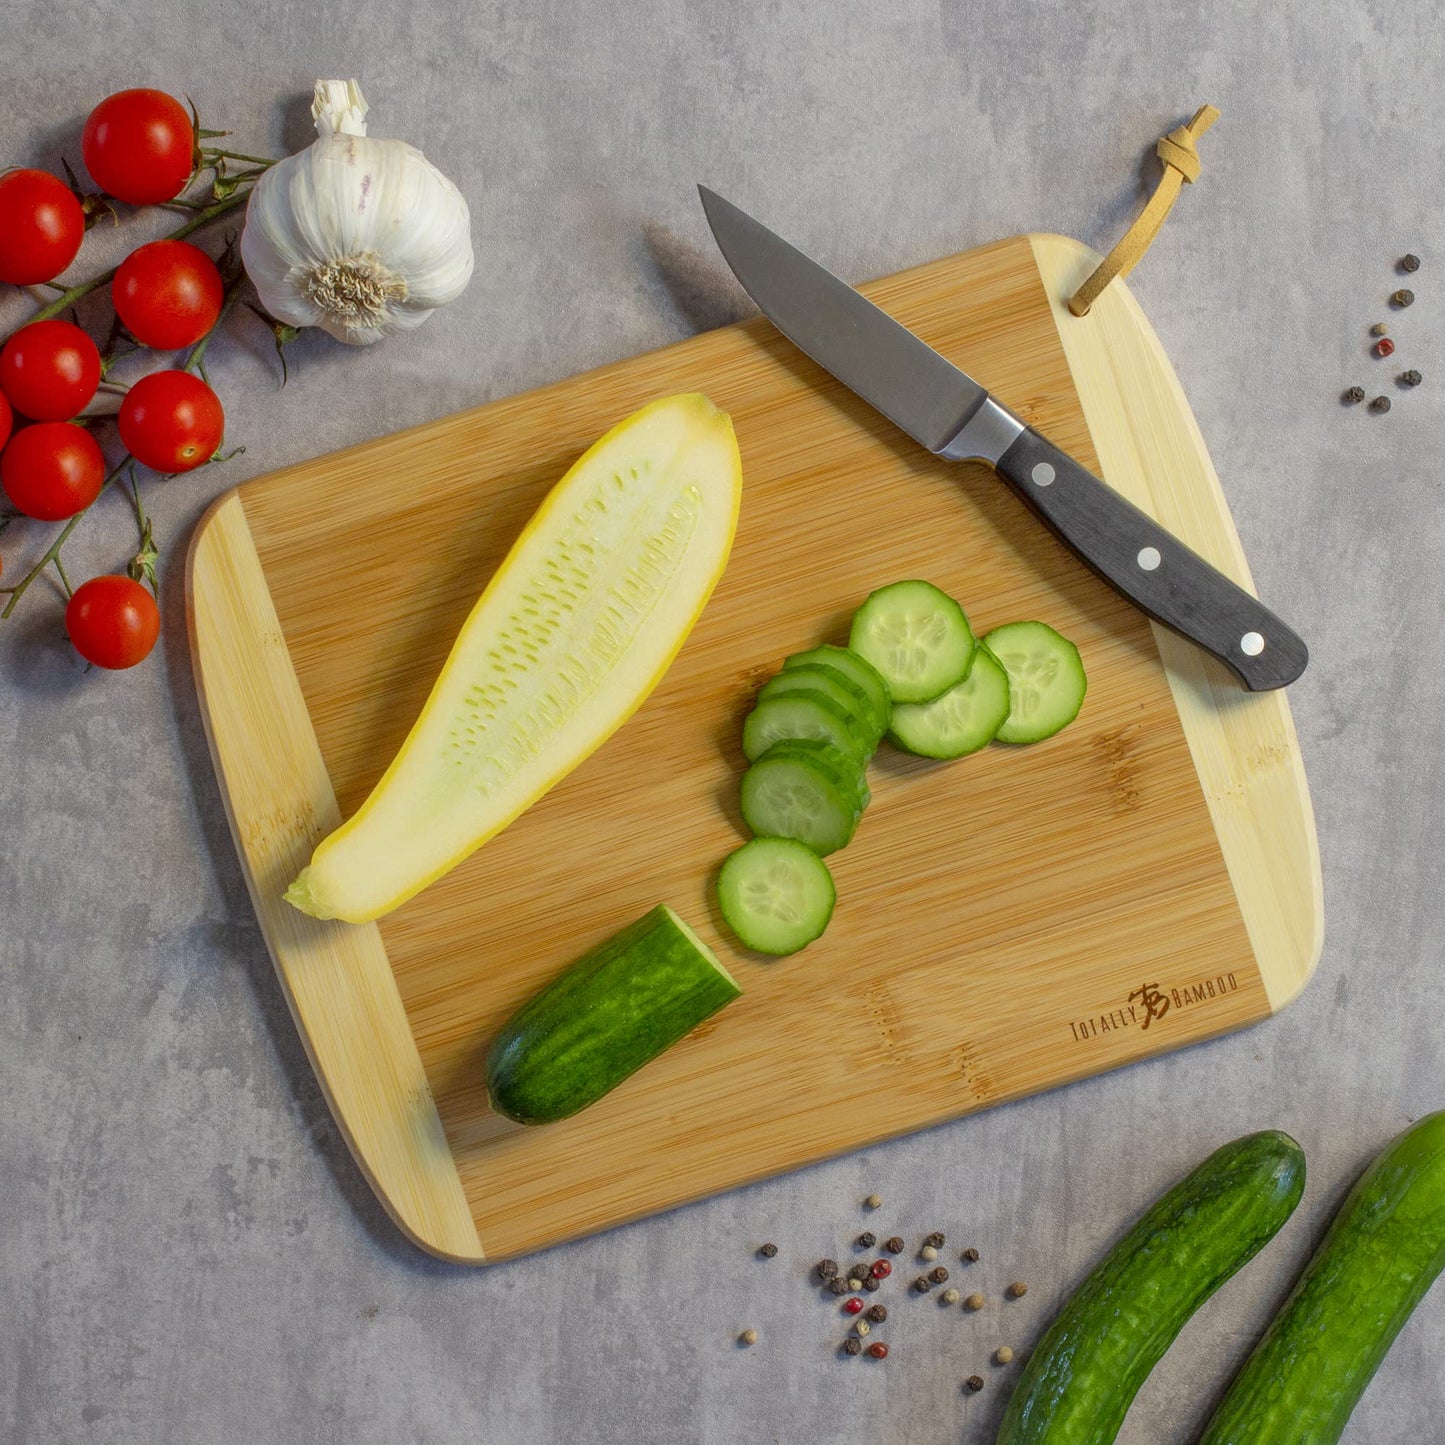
[1067,105,1221,318]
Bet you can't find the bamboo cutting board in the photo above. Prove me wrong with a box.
[187,233,1321,1264]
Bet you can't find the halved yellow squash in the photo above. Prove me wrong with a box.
[285,393,742,922]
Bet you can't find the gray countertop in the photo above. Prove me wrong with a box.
[3,2,1442,1441]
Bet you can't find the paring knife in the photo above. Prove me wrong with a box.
[697,186,1308,692]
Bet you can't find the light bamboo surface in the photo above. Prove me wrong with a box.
[187,233,1321,1263]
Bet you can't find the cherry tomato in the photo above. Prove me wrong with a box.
[65,574,160,669]
[112,241,223,349]
[0,422,106,520]
[118,370,224,473]
[0,391,12,451]
[81,89,195,205]
[0,169,85,285]
[0,320,101,421]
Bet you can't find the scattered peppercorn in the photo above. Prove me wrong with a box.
[1007,1281,1028,1299]
[1343,386,1366,404]
[942,1287,961,1306]
[757,1242,778,1259]
[1371,322,1390,337]
[885,1236,905,1254]
[847,1276,864,1291]
[866,1303,888,1323]
[962,1247,980,1263]
[827,1277,850,1297]
[817,1259,839,1281]
[1370,395,1392,413]
[966,1375,985,1393]
[864,1193,883,1209]
[843,1336,863,1356]
[863,1274,882,1292]
[925,1232,946,1248]
[965,1292,986,1311]
[1393,289,1415,308]
[920,1244,939,1262]
[855,1319,871,1337]
[930,1266,950,1284]
[913,1276,933,1293]
[867,1341,889,1360]
[995,1346,1015,1365]
[1401,369,1422,387]
[739,1328,758,1347]
[843,1296,865,1315]
[871,1259,892,1279]
[1374,337,1396,358]
[856,1232,877,1250]
[1401,253,1421,273]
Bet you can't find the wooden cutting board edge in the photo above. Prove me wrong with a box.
[185,232,1322,1265]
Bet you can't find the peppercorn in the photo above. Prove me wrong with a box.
[1371,322,1390,337]
[866,1303,888,1323]
[1370,395,1392,413]
[856,1232,877,1250]
[864,1193,883,1209]
[847,1277,864,1291]
[1401,370,1423,387]
[919,1245,939,1262]
[930,1266,950,1284]
[961,1247,981,1263]
[1401,253,1421,273]
[941,1287,961,1306]
[871,1259,892,1280]
[843,1296,865,1316]
[1393,289,1415,308]
[1374,337,1396,358]
[855,1319,871,1337]
[1343,386,1366,404]
[863,1274,882,1292]
[739,1328,758,1347]
[757,1242,778,1259]
[966,1375,985,1393]
[995,1346,1014,1365]
[827,1277,850,1297]
[867,1341,889,1360]
[1007,1281,1028,1299]
[843,1336,863,1356]
[925,1231,946,1248]
[816,1258,839,1281]
[913,1276,933,1293]
[885,1236,905,1254]
[965,1292,986,1311]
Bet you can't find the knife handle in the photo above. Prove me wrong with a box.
[992,427,1308,691]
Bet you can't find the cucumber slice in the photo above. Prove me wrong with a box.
[889,646,1012,758]
[848,580,976,703]
[782,645,892,735]
[982,620,1087,743]
[759,665,882,749]
[757,737,870,811]
[742,689,870,765]
[717,838,836,955]
[740,743,863,855]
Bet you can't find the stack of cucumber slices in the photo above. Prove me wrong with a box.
[717,580,1087,957]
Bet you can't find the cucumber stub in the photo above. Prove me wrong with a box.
[889,645,1012,758]
[717,837,836,956]
[848,580,976,703]
[741,741,864,855]
[983,620,1086,743]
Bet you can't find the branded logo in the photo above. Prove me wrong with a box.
[1068,971,1240,1043]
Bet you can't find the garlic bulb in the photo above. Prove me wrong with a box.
[240,80,473,345]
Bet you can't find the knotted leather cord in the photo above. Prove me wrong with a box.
[1067,105,1221,317]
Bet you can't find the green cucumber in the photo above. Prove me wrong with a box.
[741,742,863,855]
[485,905,740,1125]
[748,737,869,811]
[784,644,892,732]
[716,837,835,955]
[759,665,882,749]
[848,579,975,703]
[742,689,870,765]
[983,620,1086,743]
[1198,1111,1445,1444]
[888,646,1011,758]
[996,1131,1306,1445]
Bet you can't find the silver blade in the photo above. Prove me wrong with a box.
[698,186,987,454]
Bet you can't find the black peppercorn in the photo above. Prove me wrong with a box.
[924,1231,946,1248]
[930,1265,950,1284]
[866,1303,888,1323]
[884,1236,905,1254]
[966,1375,985,1393]
[843,1336,864,1356]
[863,1274,882,1292]
[1343,386,1366,405]
[827,1277,850,1296]
[816,1259,839,1281]
[961,1247,981,1263]
[757,1242,778,1259]
[913,1275,933,1293]
[1392,288,1415,308]
[1401,253,1421,273]
[855,1232,876,1249]
[1401,370,1422,387]
[1370,395,1392,413]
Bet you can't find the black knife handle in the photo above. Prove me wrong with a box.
[993,428,1308,691]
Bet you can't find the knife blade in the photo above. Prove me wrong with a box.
[697,185,1308,691]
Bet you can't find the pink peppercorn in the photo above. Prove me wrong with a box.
[1374,337,1396,358]
[843,1297,865,1315]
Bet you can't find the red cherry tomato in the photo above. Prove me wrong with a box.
[0,169,85,285]
[118,370,224,473]
[112,241,223,349]
[0,320,102,421]
[0,392,12,451]
[81,89,195,205]
[0,422,106,520]
[65,575,160,669]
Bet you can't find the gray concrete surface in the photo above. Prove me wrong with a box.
[2,1,1442,1441]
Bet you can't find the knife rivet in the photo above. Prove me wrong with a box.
[1136,546,1162,571]
[1240,632,1265,657]
[1030,462,1056,487]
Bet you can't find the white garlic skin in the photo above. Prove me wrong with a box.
[240,81,474,346]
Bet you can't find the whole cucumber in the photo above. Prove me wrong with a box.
[996,1131,1305,1445]
[1197,1110,1445,1444]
